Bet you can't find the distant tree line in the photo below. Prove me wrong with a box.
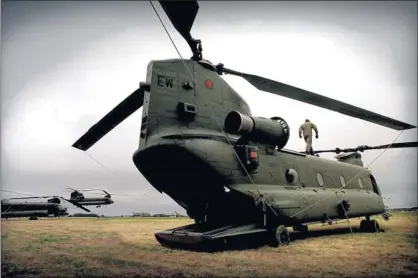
[67,212,187,218]
[132,212,186,217]
[390,207,417,212]
[68,213,100,217]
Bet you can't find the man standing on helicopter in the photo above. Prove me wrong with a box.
[299,119,319,155]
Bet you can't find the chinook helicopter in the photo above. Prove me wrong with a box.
[66,188,114,208]
[71,1,417,249]
[1,195,91,220]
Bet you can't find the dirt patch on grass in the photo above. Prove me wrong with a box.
[1,213,417,277]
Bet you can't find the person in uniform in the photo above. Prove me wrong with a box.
[299,119,319,155]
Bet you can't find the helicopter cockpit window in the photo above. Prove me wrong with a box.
[285,169,298,185]
[358,178,363,188]
[339,176,346,187]
[316,173,324,186]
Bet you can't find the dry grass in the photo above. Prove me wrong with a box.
[1,212,417,277]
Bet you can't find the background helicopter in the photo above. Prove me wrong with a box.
[1,195,91,220]
[65,188,114,208]
[71,0,417,250]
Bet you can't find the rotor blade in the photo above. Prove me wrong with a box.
[219,66,416,131]
[73,189,111,196]
[314,141,418,154]
[61,198,91,212]
[72,84,147,151]
[158,0,199,42]
[77,189,106,192]
[359,141,418,151]
[311,149,344,154]
[4,196,57,200]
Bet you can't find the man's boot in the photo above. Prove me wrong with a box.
[310,147,315,156]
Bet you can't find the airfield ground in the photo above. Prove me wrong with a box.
[1,212,417,277]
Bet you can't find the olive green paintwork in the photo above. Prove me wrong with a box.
[71,0,416,249]
[133,58,386,229]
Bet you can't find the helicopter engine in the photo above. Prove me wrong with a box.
[224,111,290,149]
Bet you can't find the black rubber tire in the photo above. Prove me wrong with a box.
[360,220,369,232]
[370,219,380,233]
[275,225,290,246]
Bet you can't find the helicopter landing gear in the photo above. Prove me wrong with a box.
[268,225,290,247]
[360,218,380,233]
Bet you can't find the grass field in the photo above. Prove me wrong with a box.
[1,212,417,277]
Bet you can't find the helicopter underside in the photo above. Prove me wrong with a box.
[131,131,391,251]
[132,138,261,226]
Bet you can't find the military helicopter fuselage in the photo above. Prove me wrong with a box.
[72,0,416,249]
[70,198,114,206]
[70,193,114,206]
[1,198,69,220]
[132,59,385,228]
[69,190,114,206]
[70,197,114,206]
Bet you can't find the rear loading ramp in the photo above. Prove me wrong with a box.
[155,223,271,250]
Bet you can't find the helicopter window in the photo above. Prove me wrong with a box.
[370,175,381,195]
[316,173,324,186]
[358,178,363,188]
[339,176,346,187]
[285,169,298,185]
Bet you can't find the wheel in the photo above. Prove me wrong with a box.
[370,219,380,233]
[360,219,370,232]
[360,220,366,231]
[273,225,290,247]
[360,219,380,233]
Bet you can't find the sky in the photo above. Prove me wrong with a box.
[1,1,417,216]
